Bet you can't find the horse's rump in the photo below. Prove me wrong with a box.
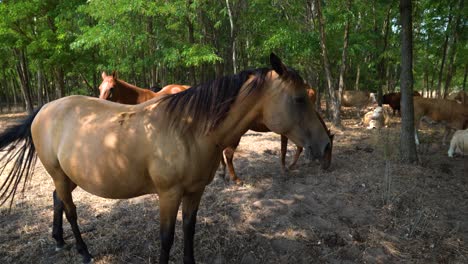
[414,97,468,129]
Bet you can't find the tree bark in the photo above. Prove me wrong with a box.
[355,65,360,90]
[54,67,65,99]
[463,63,467,91]
[377,6,392,105]
[314,0,339,127]
[443,0,462,98]
[336,0,352,126]
[37,66,43,106]
[13,48,34,114]
[399,0,418,163]
[186,0,197,84]
[436,8,452,98]
[225,0,237,74]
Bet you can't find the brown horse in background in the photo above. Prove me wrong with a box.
[413,97,468,145]
[383,91,421,116]
[220,87,333,185]
[0,54,331,264]
[99,71,190,104]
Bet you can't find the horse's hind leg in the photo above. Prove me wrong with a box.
[224,146,243,185]
[54,177,92,263]
[52,190,66,251]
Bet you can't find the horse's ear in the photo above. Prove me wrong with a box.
[111,71,117,79]
[101,71,107,79]
[270,53,288,76]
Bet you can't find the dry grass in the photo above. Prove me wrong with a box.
[0,109,467,264]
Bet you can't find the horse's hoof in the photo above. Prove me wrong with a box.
[55,243,68,252]
[83,257,94,264]
[234,179,244,186]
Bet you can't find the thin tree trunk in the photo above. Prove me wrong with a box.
[399,0,418,163]
[443,0,462,98]
[436,9,452,98]
[463,63,467,91]
[336,0,351,126]
[225,0,237,74]
[314,0,339,127]
[355,65,360,90]
[13,48,33,114]
[377,6,391,105]
[54,67,65,99]
[37,67,43,106]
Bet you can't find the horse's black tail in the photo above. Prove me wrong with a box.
[0,106,43,209]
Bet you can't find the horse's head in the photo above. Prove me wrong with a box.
[261,53,332,168]
[99,71,118,101]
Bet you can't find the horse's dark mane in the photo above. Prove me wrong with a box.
[158,67,303,135]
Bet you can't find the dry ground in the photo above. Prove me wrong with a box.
[0,109,467,264]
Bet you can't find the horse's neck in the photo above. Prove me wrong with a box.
[117,80,155,103]
[211,89,264,149]
[117,80,144,93]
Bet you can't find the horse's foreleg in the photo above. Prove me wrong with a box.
[182,190,204,264]
[55,180,92,264]
[159,190,182,264]
[289,145,303,170]
[52,190,65,251]
[280,135,288,173]
[219,151,227,180]
[224,147,243,185]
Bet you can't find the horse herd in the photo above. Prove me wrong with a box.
[0,53,466,263]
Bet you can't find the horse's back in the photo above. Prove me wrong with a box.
[32,95,156,198]
[341,90,370,108]
[414,97,468,127]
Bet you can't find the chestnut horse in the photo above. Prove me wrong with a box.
[220,88,333,185]
[99,71,190,104]
[0,53,331,264]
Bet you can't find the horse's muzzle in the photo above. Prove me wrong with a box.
[304,142,332,170]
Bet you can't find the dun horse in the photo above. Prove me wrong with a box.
[99,71,190,104]
[0,54,331,264]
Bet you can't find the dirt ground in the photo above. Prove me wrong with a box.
[0,108,467,264]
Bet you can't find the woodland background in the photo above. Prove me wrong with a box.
[0,0,466,115]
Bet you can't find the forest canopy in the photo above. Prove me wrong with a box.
[0,0,466,113]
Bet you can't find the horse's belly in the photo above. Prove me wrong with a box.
[65,169,156,199]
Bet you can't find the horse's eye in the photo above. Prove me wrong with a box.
[294,96,306,104]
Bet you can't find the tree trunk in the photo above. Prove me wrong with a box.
[377,6,391,106]
[13,48,34,114]
[443,0,462,98]
[37,66,44,106]
[336,0,351,126]
[436,9,452,98]
[463,63,467,91]
[399,0,418,163]
[54,67,65,99]
[225,0,237,74]
[314,0,339,127]
[355,65,360,90]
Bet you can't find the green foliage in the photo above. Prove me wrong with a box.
[0,0,465,103]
